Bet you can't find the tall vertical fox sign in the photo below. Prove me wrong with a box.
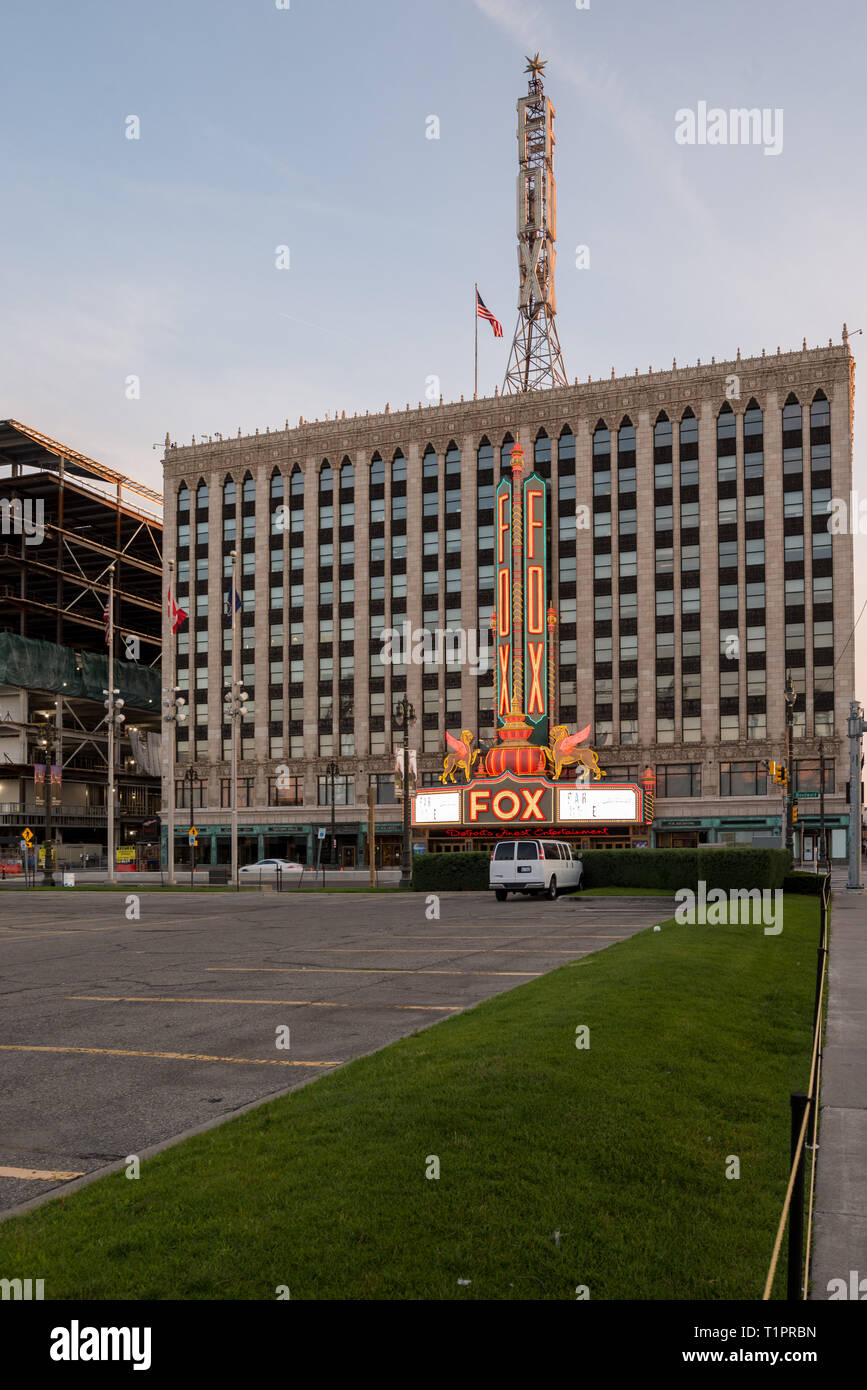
[523,472,548,742]
[494,477,513,721]
[492,444,550,746]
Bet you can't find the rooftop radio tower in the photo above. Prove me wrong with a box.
[503,55,568,394]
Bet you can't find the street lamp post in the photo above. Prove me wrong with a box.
[818,738,827,874]
[40,700,60,886]
[784,670,796,857]
[393,698,416,889]
[103,566,125,884]
[326,759,339,867]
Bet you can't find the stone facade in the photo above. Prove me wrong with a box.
[160,336,856,863]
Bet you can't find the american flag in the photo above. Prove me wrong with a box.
[476,289,503,338]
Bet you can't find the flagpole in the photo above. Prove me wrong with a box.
[231,550,239,889]
[474,282,479,400]
[166,560,177,886]
[107,564,116,884]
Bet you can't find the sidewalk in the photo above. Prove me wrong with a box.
[809,869,867,1299]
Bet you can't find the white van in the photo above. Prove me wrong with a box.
[489,838,584,901]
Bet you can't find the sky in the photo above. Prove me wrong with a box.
[2,0,866,690]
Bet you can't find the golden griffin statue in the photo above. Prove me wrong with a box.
[544,723,606,781]
[441,730,481,784]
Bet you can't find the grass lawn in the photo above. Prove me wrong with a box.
[0,898,819,1300]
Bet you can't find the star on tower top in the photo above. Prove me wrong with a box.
[524,53,547,80]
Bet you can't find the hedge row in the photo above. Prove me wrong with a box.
[411,847,792,893]
[579,848,792,892]
[412,852,489,892]
[782,871,829,896]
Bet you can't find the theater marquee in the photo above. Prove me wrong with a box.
[413,771,651,829]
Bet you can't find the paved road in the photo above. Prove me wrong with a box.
[0,890,670,1216]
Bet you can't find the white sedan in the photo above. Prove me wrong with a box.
[238,858,306,879]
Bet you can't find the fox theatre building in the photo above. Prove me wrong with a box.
[411,443,654,853]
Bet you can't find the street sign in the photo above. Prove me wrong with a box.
[22,828,34,844]
[317,827,326,840]
[188,827,198,846]
[796,791,820,799]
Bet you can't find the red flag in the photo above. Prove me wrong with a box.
[167,586,188,635]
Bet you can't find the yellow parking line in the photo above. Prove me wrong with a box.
[0,916,207,941]
[307,948,595,954]
[0,1165,85,1180]
[388,933,631,940]
[0,1044,339,1067]
[69,995,462,1012]
[206,966,541,978]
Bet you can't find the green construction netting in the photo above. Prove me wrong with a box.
[0,632,161,712]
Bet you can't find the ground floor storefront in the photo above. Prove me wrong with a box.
[161,820,407,869]
[416,814,852,862]
[652,814,851,861]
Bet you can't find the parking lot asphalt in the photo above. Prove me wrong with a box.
[0,889,670,1215]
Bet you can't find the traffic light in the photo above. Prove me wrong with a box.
[792,807,799,823]
[768,760,787,787]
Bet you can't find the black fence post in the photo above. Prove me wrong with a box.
[787,1091,809,1300]
[814,874,829,1031]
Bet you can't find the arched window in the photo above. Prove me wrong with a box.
[392,448,407,484]
[810,390,830,432]
[477,436,494,470]
[593,421,611,501]
[679,408,696,446]
[618,416,636,454]
[744,398,762,433]
[653,411,672,451]
[340,456,355,490]
[242,472,255,504]
[534,429,551,477]
[679,408,698,486]
[177,483,190,513]
[270,470,284,502]
[222,477,237,543]
[557,427,576,511]
[782,393,802,434]
[422,445,438,478]
[618,417,636,493]
[500,433,514,474]
[290,466,303,498]
[196,479,209,510]
[743,398,764,480]
[370,452,385,486]
[593,421,610,453]
[319,462,333,492]
[717,403,736,482]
